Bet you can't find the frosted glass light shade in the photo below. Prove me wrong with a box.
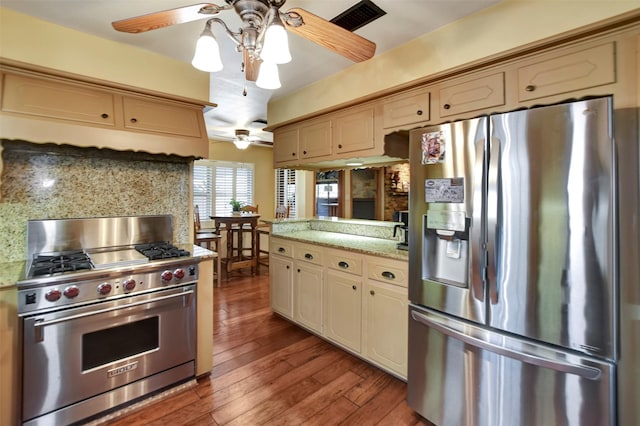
[233,138,251,149]
[260,16,291,64]
[256,61,281,90]
[191,30,223,72]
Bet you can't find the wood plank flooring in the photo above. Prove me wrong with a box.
[107,268,432,425]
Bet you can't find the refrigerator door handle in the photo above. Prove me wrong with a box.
[486,125,500,304]
[471,131,486,302]
[411,309,602,380]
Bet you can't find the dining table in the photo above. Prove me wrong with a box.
[209,213,261,279]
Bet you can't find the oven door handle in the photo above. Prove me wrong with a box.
[32,290,195,342]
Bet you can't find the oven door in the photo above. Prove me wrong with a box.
[22,285,196,423]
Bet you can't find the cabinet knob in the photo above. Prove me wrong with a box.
[338,144,343,149]
[352,285,357,290]
[291,152,296,157]
[303,150,307,155]
[443,104,451,110]
[416,110,423,116]
[101,113,109,119]
[130,117,138,123]
[286,265,290,269]
[525,85,536,92]
[370,290,375,296]
[297,268,301,273]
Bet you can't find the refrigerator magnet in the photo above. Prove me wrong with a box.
[421,130,447,164]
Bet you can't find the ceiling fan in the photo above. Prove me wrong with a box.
[232,128,268,149]
[112,0,377,88]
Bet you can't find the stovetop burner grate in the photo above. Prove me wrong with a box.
[134,242,190,261]
[30,250,93,277]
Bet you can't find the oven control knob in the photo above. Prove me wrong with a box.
[161,270,173,282]
[45,288,62,302]
[123,278,136,292]
[173,268,185,280]
[63,285,80,299]
[97,282,112,295]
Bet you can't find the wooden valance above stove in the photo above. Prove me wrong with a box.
[0,60,214,159]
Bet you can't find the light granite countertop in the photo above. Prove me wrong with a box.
[271,230,409,261]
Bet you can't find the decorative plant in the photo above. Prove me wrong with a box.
[229,198,242,212]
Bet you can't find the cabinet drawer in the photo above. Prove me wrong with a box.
[294,243,324,266]
[517,43,615,101]
[270,239,294,258]
[367,257,408,288]
[122,96,203,138]
[2,74,116,126]
[439,72,505,117]
[327,250,363,276]
[383,89,430,128]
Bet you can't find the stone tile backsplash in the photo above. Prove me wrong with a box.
[0,140,191,262]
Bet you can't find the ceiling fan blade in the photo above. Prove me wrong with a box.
[284,8,376,63]
[112,3,222,33]
[243,50,260,82]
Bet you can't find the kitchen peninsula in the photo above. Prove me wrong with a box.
[268,218,409,379]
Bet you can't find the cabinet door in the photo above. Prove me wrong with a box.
[324,270,361,353]
[438,72,505,117]
[273,126,299,164]
[2,73,115,126]
[122,95,204,138]
[294,262,323,333]
[383,88,430,128]
[364,280,408,377]
[270,255,294,319]
[299,118,331,159]
[333,107,375,154]
[517,42,615,102]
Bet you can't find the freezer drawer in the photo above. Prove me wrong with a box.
[407,305,615,426]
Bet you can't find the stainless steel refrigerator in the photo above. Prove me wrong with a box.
[407,97,622,426]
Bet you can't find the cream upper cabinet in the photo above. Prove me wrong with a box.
[273,126,299,165]
[438,72,505,118]
[516,42,615,102]
[332,106,375,155]
[299,118,332,160]
[383,87,431,128]
[324,269,362,353]
[121,95,204,138]
[2,73,116,126]
[363,256,408,378]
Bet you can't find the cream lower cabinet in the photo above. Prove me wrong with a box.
[324,270,362,353]
[293,243,324,334]
[196,258,214,377]
[270,239,295,320]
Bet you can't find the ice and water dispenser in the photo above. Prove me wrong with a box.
[421,177,471,289]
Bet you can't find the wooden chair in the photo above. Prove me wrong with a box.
[257,205,290,268]
[194,205,222,286]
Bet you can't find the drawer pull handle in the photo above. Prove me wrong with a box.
[278,247,286,253]
[338,261,349,269]
[352,285,357,290]
[416,109,423,116]
[304,253,314,260]
[381,271,396,280]
[130,117,138,123]
[370,290,375,296]
[101,113,109,119]
[525,85,536,92]
[443,104,451,110]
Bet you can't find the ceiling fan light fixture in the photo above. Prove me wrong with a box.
[191,26,223,72]
[260,12,291,64]
[233,129,251,150]
[256,61,281,90]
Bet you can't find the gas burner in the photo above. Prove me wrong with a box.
[30,250,93,277]
[134,242,190,261]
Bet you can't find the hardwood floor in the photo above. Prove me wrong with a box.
[107,268,432,425]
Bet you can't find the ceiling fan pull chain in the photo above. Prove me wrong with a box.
[243,85,247,97]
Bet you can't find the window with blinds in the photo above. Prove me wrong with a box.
[194,160,254,216]
[276,169,296,218]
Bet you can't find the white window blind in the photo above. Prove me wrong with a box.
[194,160,254,216]
[276,169,296,217]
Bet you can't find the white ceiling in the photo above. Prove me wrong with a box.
[2,0,501,145]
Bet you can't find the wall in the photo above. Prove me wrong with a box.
[0,7,209,102]
[0,140,192,262]
[268,0,640,125]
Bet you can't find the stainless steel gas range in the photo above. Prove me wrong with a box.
[17,215,200,426]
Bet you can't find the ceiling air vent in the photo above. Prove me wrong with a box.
[330,0,387,32]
